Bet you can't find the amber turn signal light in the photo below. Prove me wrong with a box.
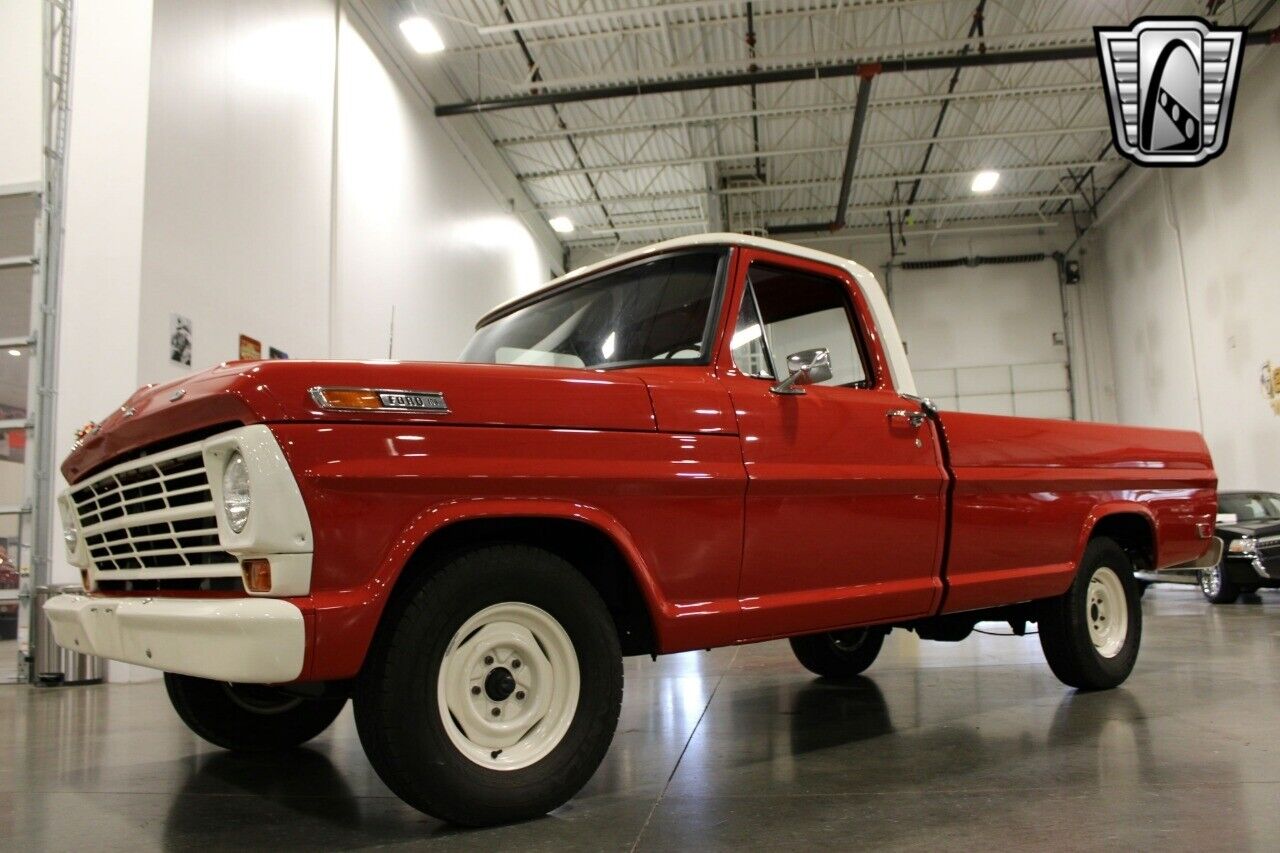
[310,387,382,410]
[242,558,272,593]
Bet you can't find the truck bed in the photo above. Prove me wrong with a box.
[935,411,1217,613]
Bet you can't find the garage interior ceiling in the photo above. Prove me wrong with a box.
[386,0,1276,251]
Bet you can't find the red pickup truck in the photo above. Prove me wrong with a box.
[48,234,1219,825]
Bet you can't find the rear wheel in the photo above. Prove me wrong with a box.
[1198,561,1239,604]
[164,674,346,752]
[790,627,886,678]
[354,545,623,826]
[1038,537,1142,691]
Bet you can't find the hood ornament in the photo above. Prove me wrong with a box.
[169,389,186,402]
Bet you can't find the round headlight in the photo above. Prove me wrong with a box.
[222,451,251,534]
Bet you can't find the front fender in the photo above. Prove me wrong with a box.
[299,498,672,681]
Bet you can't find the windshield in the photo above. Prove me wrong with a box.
[461,250,726,369]
[1218,493,1280,522]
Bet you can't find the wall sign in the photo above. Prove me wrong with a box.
[238,334,262,361]
[169,314,192,367]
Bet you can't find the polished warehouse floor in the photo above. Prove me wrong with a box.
[2,587,1278,851]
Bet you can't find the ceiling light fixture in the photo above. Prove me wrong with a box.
[548,216,575,234]
[6,349,21,357]
[971,170,1000,193]
[399,17,445,54]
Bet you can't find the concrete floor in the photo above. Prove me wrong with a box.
[0,637,16,684]
[2,586,1278,851]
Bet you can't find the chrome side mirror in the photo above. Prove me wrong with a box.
[771,348,832,395]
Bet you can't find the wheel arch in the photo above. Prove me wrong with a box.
[373,502,664,658]
[1081,506,1158,575]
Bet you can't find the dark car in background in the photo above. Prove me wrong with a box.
[1197,492,1280,604]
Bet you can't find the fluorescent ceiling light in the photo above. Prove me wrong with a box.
[399,17,445,54]
[971,170,1000,193]
[548,216,575,234]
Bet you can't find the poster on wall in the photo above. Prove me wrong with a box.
[269,346,289,359]
[238,334,262,361]
[169,314,192,367]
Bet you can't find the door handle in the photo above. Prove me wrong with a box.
[886,409,927,428]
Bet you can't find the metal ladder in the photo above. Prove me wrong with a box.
[1,0,74,683]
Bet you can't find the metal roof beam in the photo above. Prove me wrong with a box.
[471,0,949,37]
[520,139,1111,182]
[494,83,1101,147]
[533,158,1113,211]
[557,192,1083,237]
[564,217,1063,247]
[834,73,876,229]
[435,28,1276,116]
[458,27,1100,93]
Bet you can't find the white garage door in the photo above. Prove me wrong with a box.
[891,258,1072,419]
[914,361,1072,419]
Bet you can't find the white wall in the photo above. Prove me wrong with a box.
[54,0,155,681]
[1083,46,1280,490]
[331,7,556,362]
[137,0,337,378]
[0,0,43,188]
[55,0,154,584]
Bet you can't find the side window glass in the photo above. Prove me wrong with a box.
[744,264,869,388]
[730,281,775,379]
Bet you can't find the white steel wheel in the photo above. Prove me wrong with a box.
[437,601,580,771]
[1086,566,1129,659]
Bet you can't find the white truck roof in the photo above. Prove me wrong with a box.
[493,233,917,397]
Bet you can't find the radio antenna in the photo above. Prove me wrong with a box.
[388,306,396,358]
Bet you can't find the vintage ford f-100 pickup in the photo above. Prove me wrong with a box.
[47,234,1220,825]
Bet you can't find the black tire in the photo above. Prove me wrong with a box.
[1136,580,1150,599]
[790,627,886,678]
[354,545,623,826]
[1197,561,1239,604]
[164,674,346,752]
[1038,537,1142,691]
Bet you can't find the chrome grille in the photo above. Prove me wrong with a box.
[1257,534,1280,552]
[69,442,238,581]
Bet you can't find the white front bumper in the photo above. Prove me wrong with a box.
[45,594,306,683]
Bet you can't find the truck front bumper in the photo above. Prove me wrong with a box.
[44,593,306,683]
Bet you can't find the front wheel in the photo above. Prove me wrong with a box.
[164,674,346,752]
[354,545,623,826]
[1198,562,1240,604]
[790,627,886,678]
[1038,537,1142,691]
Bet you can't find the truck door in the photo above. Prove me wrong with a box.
[719,249,948,640]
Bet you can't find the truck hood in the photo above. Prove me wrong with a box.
[62,360,657,483]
